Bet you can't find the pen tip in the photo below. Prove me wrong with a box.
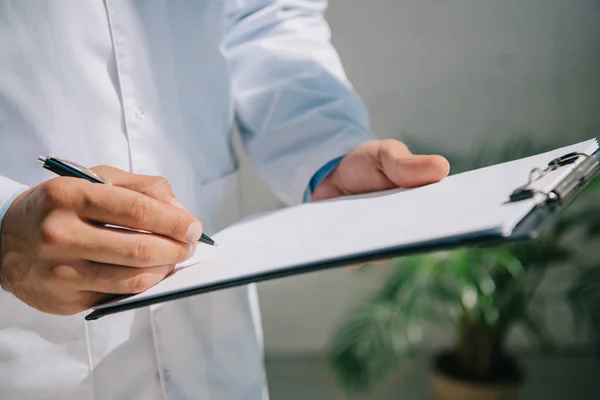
[213,242,219,247]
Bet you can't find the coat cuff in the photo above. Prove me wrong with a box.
[286,130,373,205]
[302,156,344,203]
[0,178,27,236]
[0,177,28,293]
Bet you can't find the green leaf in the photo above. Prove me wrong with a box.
[583,215,600,237]
[566,266,600,354]
[326,136,600,394]
[425,281,462,307]
[327,301,410,393]
[375,255,429,302]
[519,308,556,352]
[506,238,572,270]
[584,175,600,191]
[495,290,529,341]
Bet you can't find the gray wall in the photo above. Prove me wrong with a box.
[233,0,600,355]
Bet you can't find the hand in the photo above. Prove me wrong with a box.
[0,166,203,315]
[312,139,450,268]
[313,139,450,201]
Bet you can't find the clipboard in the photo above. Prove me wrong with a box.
[85,138,600,321]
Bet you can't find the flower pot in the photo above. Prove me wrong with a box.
[431,369,520,400]
[430,351,523,400]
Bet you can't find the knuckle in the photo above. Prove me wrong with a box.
[51,264,85,284]
[127,273,155,293]
[145,176,173,197]
[43,178,81,209]
[382,138,400,146]
[40,217,72,247]
[396,141,411,154]
[145,176,175,200]
[132,240,153,265]
[50,264,74,280]
[42,180,67,208]
[382,139,408,154]
[127,196,149,225]
[148,176,172,192]
[79,190,96,213]
[169,212,186,237]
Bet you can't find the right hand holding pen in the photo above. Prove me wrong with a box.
[0,166,203,315]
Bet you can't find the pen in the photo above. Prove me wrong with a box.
[38,155,217,246]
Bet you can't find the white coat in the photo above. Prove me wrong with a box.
[0,1,373,399]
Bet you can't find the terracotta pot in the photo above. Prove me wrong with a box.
[431,368,521,400]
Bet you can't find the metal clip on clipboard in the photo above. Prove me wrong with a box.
[509,149,600,207]
[506,146,600,241]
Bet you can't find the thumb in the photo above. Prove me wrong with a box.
[379,143,450,188]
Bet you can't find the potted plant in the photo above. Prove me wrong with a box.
[326,137,600,399]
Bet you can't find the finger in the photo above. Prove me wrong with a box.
[74,183,203,244]
[77,223,195,267]
[91,166,185,209]
[379,143,450,188]
[52,262,174,294]
[40,214,195,267]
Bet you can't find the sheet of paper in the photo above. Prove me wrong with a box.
[95,138,599,311]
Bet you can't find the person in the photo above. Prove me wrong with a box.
[0,1,449,399]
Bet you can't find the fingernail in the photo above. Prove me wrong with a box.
[170,198,186,210]
[185,222,203,243]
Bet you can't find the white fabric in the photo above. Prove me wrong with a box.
[0,1,374,399]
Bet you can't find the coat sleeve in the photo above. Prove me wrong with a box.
[223,0,375,205]
[0,176,27,238]
[0,176,27,291]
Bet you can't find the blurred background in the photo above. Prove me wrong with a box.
[233,0,600,398]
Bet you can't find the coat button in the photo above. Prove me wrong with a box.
[134,108,145,120]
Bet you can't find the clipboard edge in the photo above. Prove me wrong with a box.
[85,228,513,320]
[85,144,600,321]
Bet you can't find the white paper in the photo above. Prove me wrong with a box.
[94,138,599,311]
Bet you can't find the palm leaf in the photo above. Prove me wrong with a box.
[519,307,556,352]
[328,133,600,393]
[505,238,572,270]
[328,301,410,392]
[375,255,429,302]
[578,205,600,237]
[566,266,600,354]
